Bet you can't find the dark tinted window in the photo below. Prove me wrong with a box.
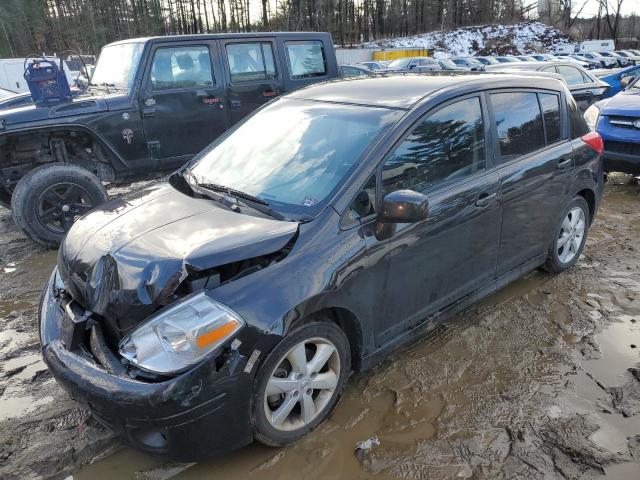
[568,95,590,138]
[150,46,213,90]
[226,42,276,83]
[491,92,545,160]
[539,93,561,143]
[557,65,585,86]
[342,66,366,77]
[382,97,485,195]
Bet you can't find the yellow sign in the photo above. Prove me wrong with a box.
[373,49,430,60]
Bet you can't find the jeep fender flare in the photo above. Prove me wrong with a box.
[1,123,129,173]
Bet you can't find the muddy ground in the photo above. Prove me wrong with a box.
[1,179,640,480]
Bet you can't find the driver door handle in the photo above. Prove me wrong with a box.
[557,157,572,169]
[142,107,156,118]
[475,192,497,208]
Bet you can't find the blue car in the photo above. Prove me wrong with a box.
[585,76,640,175]
[597,64,640,98]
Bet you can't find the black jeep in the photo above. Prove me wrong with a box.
[0,32,338,246]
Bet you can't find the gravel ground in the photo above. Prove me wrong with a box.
[1,179,639,480]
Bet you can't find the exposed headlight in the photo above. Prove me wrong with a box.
[119,292,244,374]
[583,104,600,131]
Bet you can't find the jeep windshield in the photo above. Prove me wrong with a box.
[187,99,402,219]
[91,42,143,89]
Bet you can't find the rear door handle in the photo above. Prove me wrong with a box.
[142,108,155,118]
[475,192,497,208]
[230,99,242,109]
[557,157,572,169]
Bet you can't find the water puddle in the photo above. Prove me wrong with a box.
[582,318,640,387]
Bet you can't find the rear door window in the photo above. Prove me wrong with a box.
[539,93,561,144]
[150,45,214,90]
[226,42,276,83]
[490,92,545,161]
[382,96,486,195]
[556,65,585,86]
[285,41,327,79]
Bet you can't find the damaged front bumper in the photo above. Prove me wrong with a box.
[39,269,256,461]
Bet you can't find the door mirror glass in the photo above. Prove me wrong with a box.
[621,76,635,89]
[378,190,428,224]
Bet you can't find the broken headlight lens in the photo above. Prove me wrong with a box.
[118,292,244,374]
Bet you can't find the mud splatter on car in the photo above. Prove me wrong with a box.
[1,178,640,480]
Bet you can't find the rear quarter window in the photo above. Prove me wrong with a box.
[568,95,590,138]
[285,41,327,79]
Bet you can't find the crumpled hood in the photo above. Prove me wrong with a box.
[58,181,298,329]
[599,90,640,117]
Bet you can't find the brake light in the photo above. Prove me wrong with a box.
[581,131,604,155]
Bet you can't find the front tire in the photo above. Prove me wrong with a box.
[544,196,590,274]
[10,163,108,247]
[252,321,351,447]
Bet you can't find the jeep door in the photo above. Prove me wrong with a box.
[139,41,228,169]
[376,94,501,345]
[489,90,573,276]
[220,38,283,125]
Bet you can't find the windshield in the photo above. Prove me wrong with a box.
[188,99,402,218]
[388,58,412,69]
[439,59,457,68]
[92,42,143,88]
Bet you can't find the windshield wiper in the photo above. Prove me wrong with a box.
[196,182,288,221]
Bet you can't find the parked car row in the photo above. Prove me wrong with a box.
[342,55,610,112]
[345,51,624,78]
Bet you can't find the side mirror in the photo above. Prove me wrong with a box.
[378,189,428,224]
[621,76,635,89]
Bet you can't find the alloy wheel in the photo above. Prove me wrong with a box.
[264,337,341,432]
[556,206,586,264]
[36,182,94,234]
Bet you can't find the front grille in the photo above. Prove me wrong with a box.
[608,116,640,130]
[604,140,640,156]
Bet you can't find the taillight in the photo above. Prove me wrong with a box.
[581,131,604,155]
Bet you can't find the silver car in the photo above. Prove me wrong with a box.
[385,57,441,72]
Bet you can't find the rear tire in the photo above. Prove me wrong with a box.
[543,196,590,274]
[252,321,351,447]
[10,163,108,247]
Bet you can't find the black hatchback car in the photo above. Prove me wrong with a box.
[40,74,604,460]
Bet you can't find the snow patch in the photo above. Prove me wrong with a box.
[364,21,573,57]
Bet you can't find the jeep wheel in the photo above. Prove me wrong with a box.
[11,163,108,247]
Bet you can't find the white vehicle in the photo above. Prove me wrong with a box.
[0,57,75,93]
[578,40,615,53]
[553,44,577,55]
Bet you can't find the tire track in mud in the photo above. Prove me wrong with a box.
[1,180,640,480]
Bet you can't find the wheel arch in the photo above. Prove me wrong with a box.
[576,187,596,223]
[1,124,126,180]
[285,305,364,372]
